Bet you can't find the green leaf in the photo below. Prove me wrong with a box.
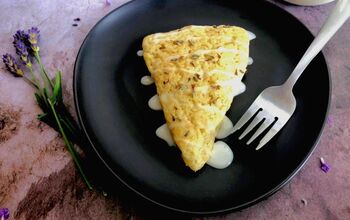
[37,113,48,120]
[34,92,48,110]
[47,98,93,189]
[34,92,43,105]
[37,113,51,124]
[43,87,50,100]
[52,71,62,103]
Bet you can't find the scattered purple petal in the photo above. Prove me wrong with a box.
[321,164,330,173]
[72,24,78,27]
[326,116,333,126]
[105,0,111,6]
[73,17,81,22]
[320,157,330,173]
[0,208,9,220]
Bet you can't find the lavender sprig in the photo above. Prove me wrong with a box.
[27,27,40,53]
[2,54,23,77]
[2,53,37,88]
[13,33,41,89]
[24,27,54,90]
[2,27,92,190]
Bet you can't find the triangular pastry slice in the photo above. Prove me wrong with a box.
[142,25,249,171]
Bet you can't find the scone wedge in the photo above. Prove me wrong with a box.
[142,25,249,171]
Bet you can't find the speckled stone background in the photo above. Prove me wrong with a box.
[0,0,349,219]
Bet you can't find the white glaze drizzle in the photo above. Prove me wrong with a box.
[248,57,253,65]
[247,31,256,40]
[206,141,234,169]
[231,79,246,97]
[141,75,154,85]
[137,50,144,56]
[148,94,162,110]
[156,124,175,146]
[216,115,234,139]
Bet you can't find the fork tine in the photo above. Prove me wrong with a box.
[232,105,260,132]
[246,118,274,145]
[238,115,263,140]
[256,120,285,150]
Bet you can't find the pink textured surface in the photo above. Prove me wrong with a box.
[0,0,350,219]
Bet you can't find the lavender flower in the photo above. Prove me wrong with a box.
[27,27,40,52]
[0,208,9,220]
[13,29,32,66]
[13,30,28,45]
[2,54,24,77]
[14,40,32,67]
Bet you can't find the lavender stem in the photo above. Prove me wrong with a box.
[48,99,92,189]
[34,52,54,89]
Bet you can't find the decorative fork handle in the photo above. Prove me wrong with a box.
[283,0,350,90]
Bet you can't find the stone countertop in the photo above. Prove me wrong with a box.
[0,0,349,219]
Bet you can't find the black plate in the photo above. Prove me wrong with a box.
[74,0,330,214]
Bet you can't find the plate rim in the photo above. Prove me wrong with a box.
[73,0,332,215]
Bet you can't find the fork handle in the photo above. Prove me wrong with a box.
[283,0,350,90]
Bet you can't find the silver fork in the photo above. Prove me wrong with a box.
[233,0,350,150]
